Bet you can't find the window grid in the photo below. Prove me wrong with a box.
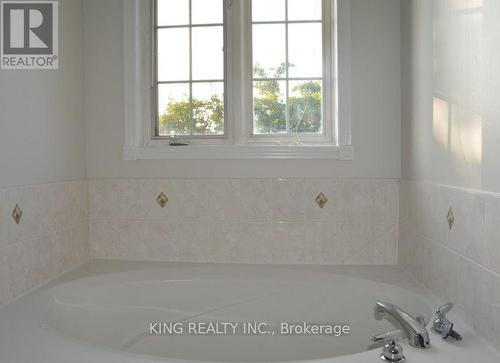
[154,0,225,138]
[251,0,324,136]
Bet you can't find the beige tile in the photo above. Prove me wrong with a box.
[68,223,90,268]
[320,222,342,264]
[235,223,260,263]
[147,220,181,261]
[209,222,242,263]
[175,222,213,262]
[118,220,152,260]
[0,189,7,249]
[88,179,120,220]
[89,219,120,259]
[273,223,308,264]
[119,179,175,220]
[416,183,450,245]
[0,180,89,307]
[399,180,411,223]
[5,240,33,300]
[480,268,500,349]
[448,188,487,266]
[485,194,500,274]
[335,223,397,265]
[238,179,273,222]
[336,180,376,223]
[456,254,484,328]
[270,179,308,222]
[254,223,281,263]
[0,250,9,306]
[30,233,55,287]
[398,222,423,281]
[83,178,400,265]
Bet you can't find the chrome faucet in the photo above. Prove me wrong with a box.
[374,301,431,349]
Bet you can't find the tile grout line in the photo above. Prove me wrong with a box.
[422,234,500,279]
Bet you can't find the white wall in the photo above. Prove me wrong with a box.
[0,0,86,188]
[399,0,500,351]
[83,0,401,179]
[0,0,89,308]
[401,0,500,193]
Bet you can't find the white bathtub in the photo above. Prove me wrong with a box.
[45,265,430,362]
[0,261,498,363]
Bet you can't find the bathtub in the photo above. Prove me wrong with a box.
[0,261,498,363]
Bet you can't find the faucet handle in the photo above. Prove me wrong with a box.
[372,330,404,344]
[436,303,453,317]
[432,303,462,341]
[372,330,406,363]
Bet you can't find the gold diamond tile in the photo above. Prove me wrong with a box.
[447,207,455,230]
[315,193,328,209]
[156,192,168,208]
[12,204,23,225]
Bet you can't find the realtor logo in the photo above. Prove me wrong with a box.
[1,1,58,69]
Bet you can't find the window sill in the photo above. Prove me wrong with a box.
[123,144,353,160]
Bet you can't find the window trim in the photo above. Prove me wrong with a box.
[123,0,353,160]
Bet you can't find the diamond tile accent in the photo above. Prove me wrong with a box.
[315,193,328,209]
[12,204,23,225]
[156,192,168,208]
[447,207,455,230]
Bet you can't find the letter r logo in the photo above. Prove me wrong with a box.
[1,1,56,54]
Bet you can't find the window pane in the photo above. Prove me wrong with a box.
[192,0,223,24]
[289,80,322,133]
[192,26,224,80]
[252,0,285,22]
[288,23,322,78]
[157,0,189,26]
[192,82,224,135]
[253,80,286,134]
[288,0,322,21]
[157,28,189,81]
[158,83,190,136]
[253,24,286,79]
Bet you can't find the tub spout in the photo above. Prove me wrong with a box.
[374,301,431,349]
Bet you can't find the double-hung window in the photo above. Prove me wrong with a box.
[124,0,352,159]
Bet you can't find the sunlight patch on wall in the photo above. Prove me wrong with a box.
[448,0,483,12]
[433,95,482,164]
[451,113,482,164]
[433,96,451,149]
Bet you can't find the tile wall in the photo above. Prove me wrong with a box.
[89,178,399,265]
[0,178,399,307]
[0,181,89,307]
[399,180,500,350]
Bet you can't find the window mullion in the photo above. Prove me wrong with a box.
[188,0,193,136]
[285,0,290,134]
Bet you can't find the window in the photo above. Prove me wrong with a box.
[252,0,324,136]
[123,0,352,159]
[154,0,226,138]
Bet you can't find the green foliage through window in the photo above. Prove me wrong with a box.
[159,90,224,136]
[158,63,321,137]
[253,63,322,134]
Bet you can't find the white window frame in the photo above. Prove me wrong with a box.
[123,0,352,160]
[247,0,332,144]
[152,0,230,142]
